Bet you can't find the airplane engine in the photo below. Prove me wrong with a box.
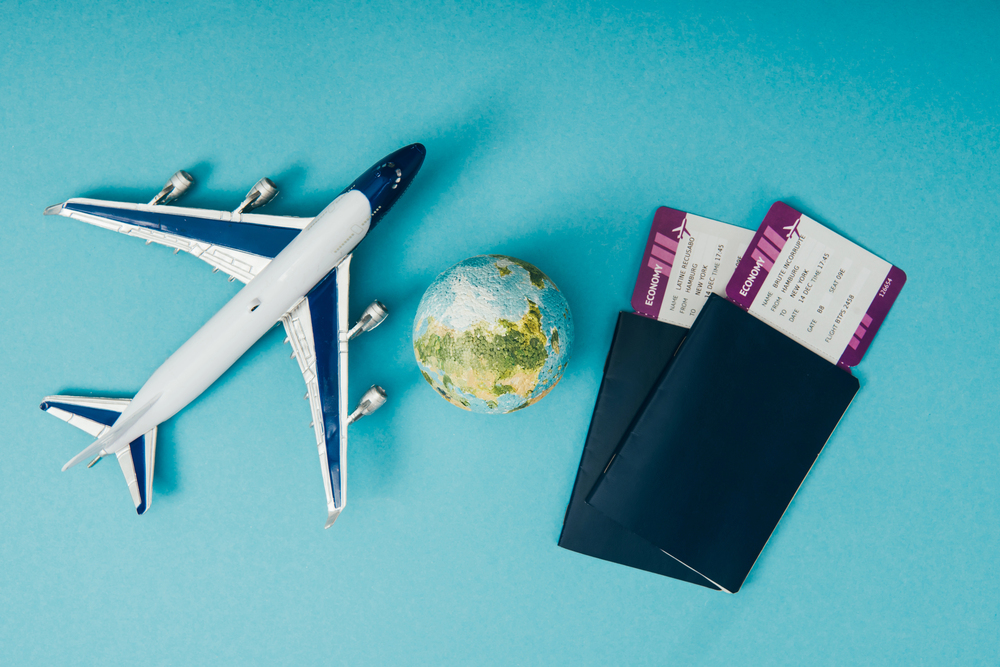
[347,385,387,424]
[149,171,194,206]
[234,177,279,214]
[348,301,388,340]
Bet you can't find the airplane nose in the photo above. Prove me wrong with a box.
[397,143,426,178]
[383,143,425,192]
[344,143,426,228]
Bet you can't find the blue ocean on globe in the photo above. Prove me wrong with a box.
[412,255,574,414]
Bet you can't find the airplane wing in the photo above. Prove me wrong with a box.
[280,255,351,528]
[44,198,312,283]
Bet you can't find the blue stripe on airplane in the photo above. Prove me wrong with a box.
[41,401,121,427]
[307,267,342,507]
[64,202,300,259]
[130,434,148,514]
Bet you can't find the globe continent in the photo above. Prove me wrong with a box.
[413,255,574,414]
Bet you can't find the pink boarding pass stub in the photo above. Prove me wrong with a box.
[726,201,906,369]
[631,207,755,328]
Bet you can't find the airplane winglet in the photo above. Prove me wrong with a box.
[324,509,342,529]
[44,203,64,216]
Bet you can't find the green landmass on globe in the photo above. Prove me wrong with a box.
[412,255,574,414]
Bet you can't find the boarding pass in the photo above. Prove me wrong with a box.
[726,202,906,369]
[631,207,756,328]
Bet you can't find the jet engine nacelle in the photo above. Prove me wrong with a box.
[348,301,388,340]
[149,171,194,206]
[346,385,387,424]
[234,177,279,215]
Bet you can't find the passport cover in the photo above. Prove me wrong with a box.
[587,294,860,593]
[557,312,719,589]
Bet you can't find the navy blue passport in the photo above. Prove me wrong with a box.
[557,312,719,589]
[586,295,859,593]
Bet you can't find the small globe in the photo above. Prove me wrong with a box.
[413,255,574,414]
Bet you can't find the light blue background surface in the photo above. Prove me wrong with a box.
[2,1,997,664]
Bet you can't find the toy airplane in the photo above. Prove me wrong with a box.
[40,143,425,528]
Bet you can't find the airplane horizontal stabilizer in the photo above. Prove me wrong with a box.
[41,395,157,514]
[40,395,131,437]
[115,428,157,514]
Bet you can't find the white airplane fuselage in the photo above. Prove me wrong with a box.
[79,190,372,465]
